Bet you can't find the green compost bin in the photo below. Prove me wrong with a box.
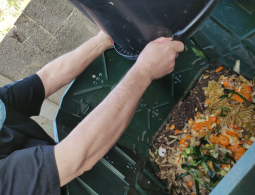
[54,1,255,194]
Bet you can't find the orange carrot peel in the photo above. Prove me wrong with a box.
[216,66,224,73]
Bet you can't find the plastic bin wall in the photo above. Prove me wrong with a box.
[193,0,255,79]
[55,1,255,194]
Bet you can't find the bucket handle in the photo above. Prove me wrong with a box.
[173,0,217,40]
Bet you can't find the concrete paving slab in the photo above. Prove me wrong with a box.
[75,8,100,35]
[0,74,13,87]
[31,115,44,124]
[18,66,41,79]
[23,0,74,34]
[40,99,59,121]
[31,116,54,139]
[0,28,40,80]
[15,13,52,49]
[48,85,69,105]
[31,50,56,68]
[44,9,97,58]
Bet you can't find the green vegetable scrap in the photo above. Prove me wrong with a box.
[191,47,206,58]
[226,90,248,102]
[214,107,230,112]
[176,143,230,193]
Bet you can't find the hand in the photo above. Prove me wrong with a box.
[135,37,184,81]
[97,31,113,48]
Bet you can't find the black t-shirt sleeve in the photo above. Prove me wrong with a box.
[0,145,60,195]
[0,74,45,117]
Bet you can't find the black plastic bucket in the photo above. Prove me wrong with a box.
[69,0,218,60]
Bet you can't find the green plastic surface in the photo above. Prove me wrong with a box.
[193,0,255,79]
[55,1,255,194]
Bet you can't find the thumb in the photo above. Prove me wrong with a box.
[171,41,185,53]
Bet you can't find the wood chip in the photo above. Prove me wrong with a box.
[165,124,170,133]
[167,139,177,145]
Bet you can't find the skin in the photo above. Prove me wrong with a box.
[37,32,184,186]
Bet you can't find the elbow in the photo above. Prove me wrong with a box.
[76,169,85,177]
[76,160,95,177]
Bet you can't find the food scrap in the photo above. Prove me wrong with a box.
[150,67,255,195]
[215,66,223,73]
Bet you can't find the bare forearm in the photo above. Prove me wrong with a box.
[56,36,107,82]
[37,33,109,98]
[73,64,151,160]
[55,63,151,186]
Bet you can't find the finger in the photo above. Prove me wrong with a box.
[171,41,185,53]
[164,37,173,42]
[175,53,179,58]
[154,37,173,43]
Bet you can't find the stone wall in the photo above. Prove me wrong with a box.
[0,0,99,104]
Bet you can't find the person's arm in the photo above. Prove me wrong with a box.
[54,37,184,186]
[37,31,113,99]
